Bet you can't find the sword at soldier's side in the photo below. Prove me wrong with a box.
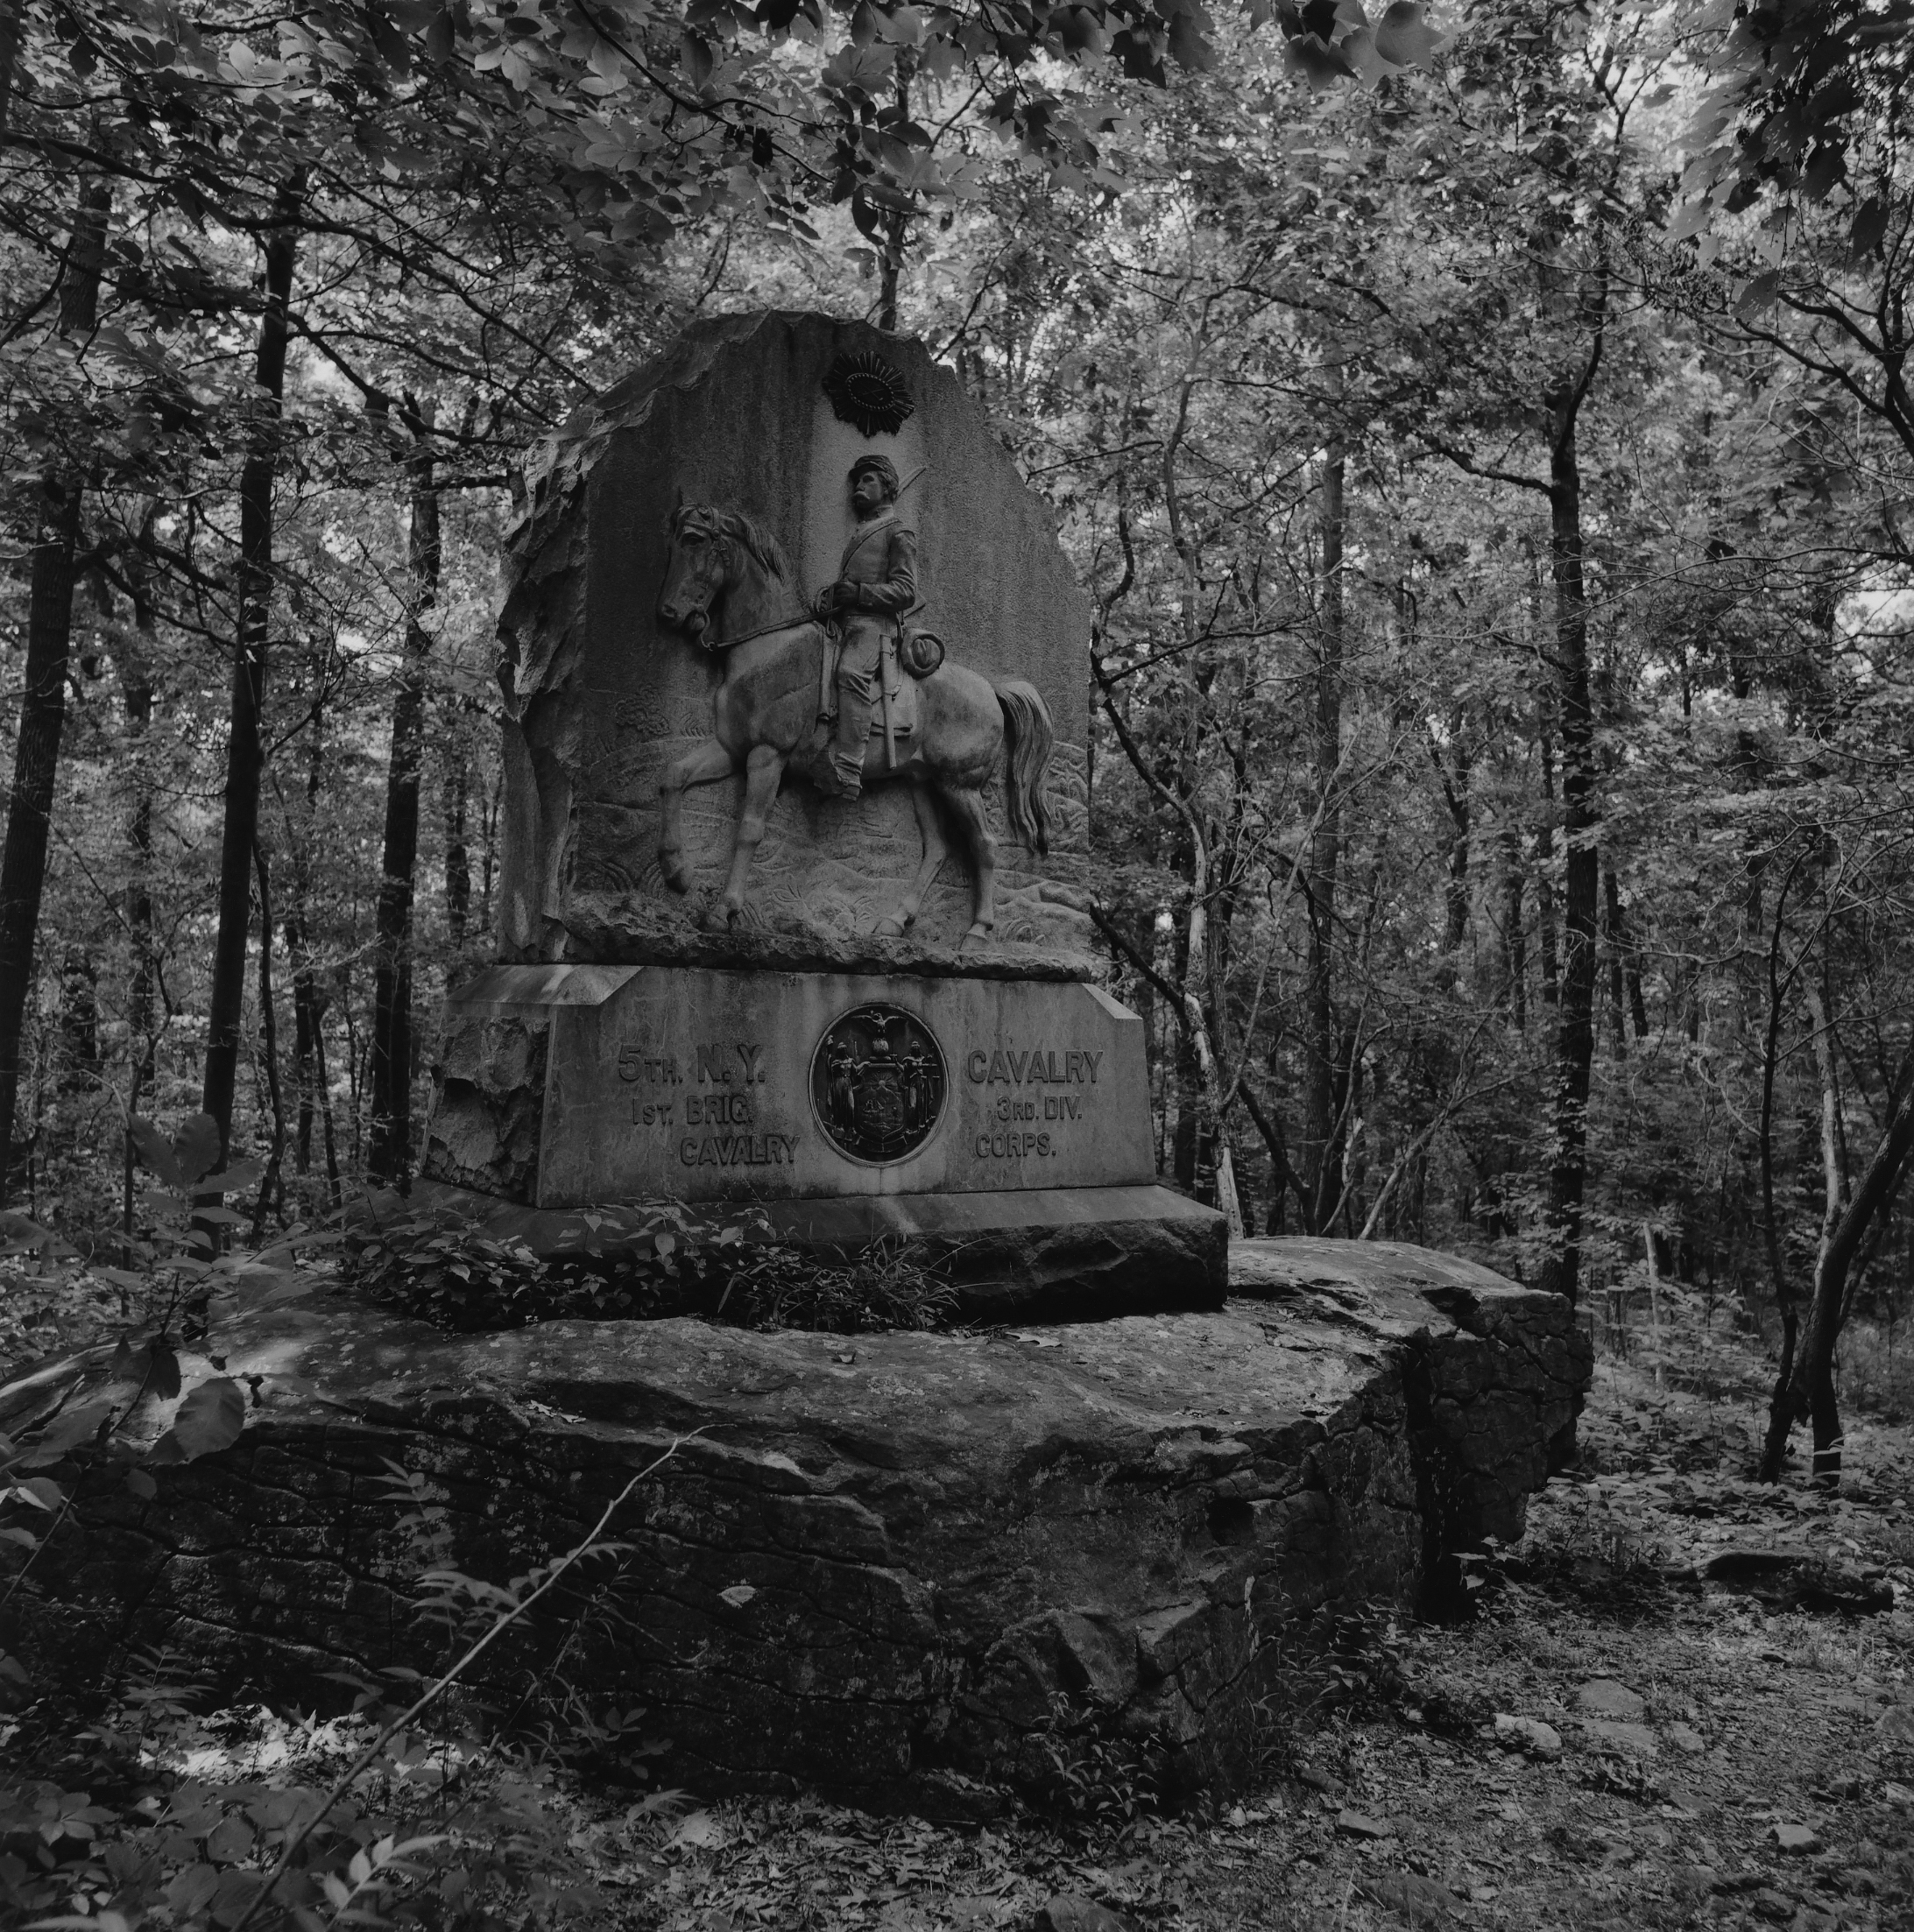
[880,465,926,769]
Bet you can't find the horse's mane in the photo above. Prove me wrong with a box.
[668,502,789,583]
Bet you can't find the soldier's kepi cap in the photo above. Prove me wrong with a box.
[849,452,900,495]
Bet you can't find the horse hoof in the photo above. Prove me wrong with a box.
[660,854,687,893]
[875,916,908,939]
[961,923,993,948]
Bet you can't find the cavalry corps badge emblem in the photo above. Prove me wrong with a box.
[811,1005,946,1162]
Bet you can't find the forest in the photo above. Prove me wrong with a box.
[0,0,1905,1466]
[3,0,1914,1925]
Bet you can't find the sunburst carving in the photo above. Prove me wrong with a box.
[823,351,915,437]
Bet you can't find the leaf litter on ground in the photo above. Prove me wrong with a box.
[576,1310,1914,1931]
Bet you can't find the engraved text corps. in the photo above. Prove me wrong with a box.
[965,1045,1103,1160]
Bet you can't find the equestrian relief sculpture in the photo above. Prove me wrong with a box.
[654,453,1055,945]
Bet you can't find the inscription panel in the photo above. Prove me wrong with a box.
[534,969,1151,1206]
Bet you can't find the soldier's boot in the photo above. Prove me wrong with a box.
[831,676,872,800]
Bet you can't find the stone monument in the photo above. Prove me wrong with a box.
[420,313,1225,1310]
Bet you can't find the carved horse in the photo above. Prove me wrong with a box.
[654,502,1053,941]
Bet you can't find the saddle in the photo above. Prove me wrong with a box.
[818,625,944,767]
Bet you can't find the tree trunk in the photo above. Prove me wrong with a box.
[1500,823,1526,1028]
[201,180,301,1167]
[0,0,24,135]
[1536,360,1601,1307]
[0,176,110,1201]
[442,720,470,952]
[1536,734,1560,1008]
[368,403,440,1188]
[1796,1047,1914,1486]
[1303,386,1345,1235]
[1430,716,1471,953]
[251,842,286,1233]
[876,74,911,330]
[289,647,326,1178]
[115,532,158,1254]
[1756,913,1802,1483]
[1602,864,1628,1059]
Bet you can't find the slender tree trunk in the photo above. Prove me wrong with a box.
[252,843,286,1233]
[1536,353,1601,1306]
[368,404,439,1188]
[202,180,301,1166]
[1442,747,1470,952]
[289,652,326,1176]
[1796,1042,1914,1486]
[442,721,470,952]
[113,538,157,1254]
[1501,822,1527,1028]
[1536,735,1560,1008]
[1616,885,1649,1040]
[0,176,110,1201]
[1755,921,1799,1483]
[286,878,341,1207]
[1602,864,1628,1058]
[876,74,911,330]
[1303,380,1345,1234]
[1430,716,1471,954]
[0,0,24,136]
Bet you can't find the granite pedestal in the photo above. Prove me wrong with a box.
[420,962,1225,1316]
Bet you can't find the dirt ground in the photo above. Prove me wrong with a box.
[576,1321,1914,1932]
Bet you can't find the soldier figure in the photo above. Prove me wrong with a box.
[815,453,918,800]
[898,1039,935,1130]
[825,1036,858,1135]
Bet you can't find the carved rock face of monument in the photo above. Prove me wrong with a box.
[495,311,1093,968]
[425,312,1225,1313]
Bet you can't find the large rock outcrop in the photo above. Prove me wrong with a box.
[4,1239,1588,1816]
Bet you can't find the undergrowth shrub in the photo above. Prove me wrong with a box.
[346,1203,960,1335]
[2,1405,689,1928]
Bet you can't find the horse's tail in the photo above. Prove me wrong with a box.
[995,679,1054,857]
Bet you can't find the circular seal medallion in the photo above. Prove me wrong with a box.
[811,1004,946,1163]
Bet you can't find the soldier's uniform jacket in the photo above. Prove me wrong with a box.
[831,514,918,687]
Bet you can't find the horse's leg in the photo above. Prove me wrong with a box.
[714,742,787,925]
[658,737,741,892]
[942,783,999,944]
[876,778,948,938]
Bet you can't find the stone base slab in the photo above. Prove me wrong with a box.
[411,1177,1228,1323]
[4,1240,1592,1817]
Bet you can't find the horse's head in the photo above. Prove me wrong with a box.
[658,500,790,648]
[657,502,733,647]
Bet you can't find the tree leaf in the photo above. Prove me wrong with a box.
[203,1159,265,1193]
[173,1112,223,1185]
[1340,25,1391,81]
[128,1116,181,1190]
[1374,0,1442,66]
[170,1377,246,1460]
[1851,195,1889,256]
[166,1865,221,1914]
[1165,0,1216,72]
[17,1399,115,1465]
[1284,32,1354,88]
[149,1343,182,1401]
